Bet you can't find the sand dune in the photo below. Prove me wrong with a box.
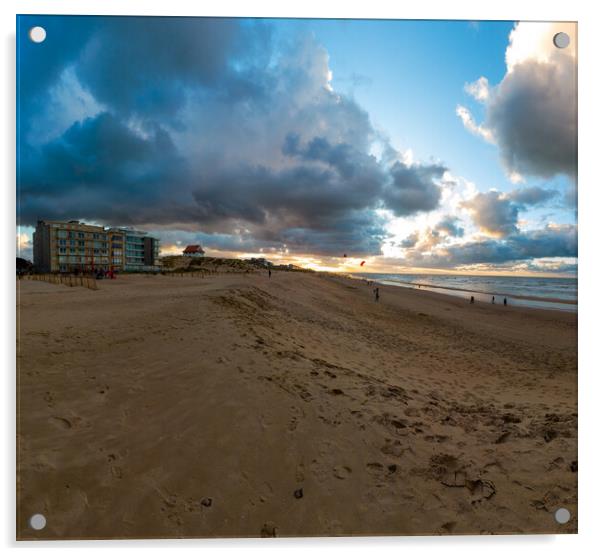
[16,271,577,538]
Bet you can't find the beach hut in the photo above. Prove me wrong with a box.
[183,245,205,257]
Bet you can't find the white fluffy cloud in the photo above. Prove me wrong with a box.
[464,76,490,102]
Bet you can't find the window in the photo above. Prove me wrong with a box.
[57,230,68,238]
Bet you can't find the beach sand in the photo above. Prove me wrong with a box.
[16,270,577,538]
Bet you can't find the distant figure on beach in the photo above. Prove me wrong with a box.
[268,269,272,279]
[491,296,495,304]
[504,297,507,306]
[374,287,380,302]
[470,296,474,304]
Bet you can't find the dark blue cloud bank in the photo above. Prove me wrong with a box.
[17,16,576,269]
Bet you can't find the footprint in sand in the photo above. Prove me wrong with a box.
[366,462,397,478]
[366,462,383,476]
[288,406,304,431]
[260,521,278,538]
[424,434,449,444]
[50,416,72,429]
[440,521,457,533]
[107,453,124,479]
[430,453,495,503]
[333,465,352,480]
[381,438,405,458]
[44,391,55,408]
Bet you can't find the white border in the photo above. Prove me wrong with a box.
[3,1,601,554]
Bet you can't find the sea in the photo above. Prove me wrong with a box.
[354,273,577,312]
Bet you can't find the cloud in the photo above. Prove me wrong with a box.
[458,22,577,180]
[461,191,519,237]
[404,223,577,268]
[400,231,419,249]
[19,112,187,223]
[435,215,465,238]
[506,186,559,205]
[17,16,575,273]
[18,18,450,258]
[17,232,33,260]
[464,76,490,102]
[383,161,446,216]
[75,18,272,120]
[456,105,494,143]
[461,186,560,237]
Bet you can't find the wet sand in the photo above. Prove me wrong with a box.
[17,271,577,538]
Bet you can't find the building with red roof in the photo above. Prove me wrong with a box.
[183,244,205,257]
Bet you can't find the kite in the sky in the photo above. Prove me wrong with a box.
[360,261,366,267]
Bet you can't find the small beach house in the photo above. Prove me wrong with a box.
[183,245,205,257]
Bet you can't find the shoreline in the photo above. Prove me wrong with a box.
[344,273,577,311]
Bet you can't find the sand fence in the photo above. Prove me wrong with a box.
[19,273,98,290]
[161,271,209,278]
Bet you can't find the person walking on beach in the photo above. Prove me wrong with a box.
[268,269,272,279]
[470,295,474,304]
[491,296,495,304]
[374,287,380,302]
[504,297,507,306]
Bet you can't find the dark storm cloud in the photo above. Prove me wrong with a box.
[18,16,98,105]
[154,209,387,257]
[189,157,390,256]
[18,17,449,257]
[75,17,273,119]
[486,55,577,179]
[279,210,388,256]
[405,224,576,268]
[19,112,189,226]
[282,133,379,181]
[383,162,445,216]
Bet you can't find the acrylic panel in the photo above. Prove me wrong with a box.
[16,15,577,539]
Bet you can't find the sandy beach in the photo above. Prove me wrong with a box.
[16,270,577,538]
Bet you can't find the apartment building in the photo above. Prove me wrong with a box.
[33,220,160,273]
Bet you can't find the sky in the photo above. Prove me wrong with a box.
[16,16,577,275]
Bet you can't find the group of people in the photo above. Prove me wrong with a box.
[470,295,508,306]
[93,268,116,280]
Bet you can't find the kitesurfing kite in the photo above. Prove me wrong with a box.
[360,260,366,267]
